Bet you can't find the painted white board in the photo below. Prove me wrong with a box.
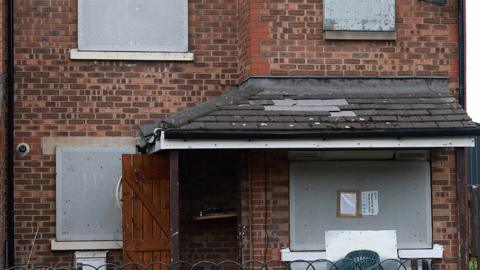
[56,146,136,241]
[325,230,398,261]
[290,161,432,250]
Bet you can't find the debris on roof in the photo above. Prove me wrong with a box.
[139,77,479,141]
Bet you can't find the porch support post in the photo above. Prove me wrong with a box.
[170,150,180,262]
[456,148,468,269]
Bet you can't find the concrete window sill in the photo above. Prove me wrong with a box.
[280,244,444,261]
[324,31,396,41]
[70,49,194,61]
[51,239,123,251]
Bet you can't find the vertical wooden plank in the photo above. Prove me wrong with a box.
[122,155,133,260]
[153,156,162,270]
[134,155,144,264]
[143,156,153,265]
[169,151,180,262]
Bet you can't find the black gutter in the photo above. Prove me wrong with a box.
[6,0,15,266]
[239,75,450,85]
[459,0,466,107]
[164,126,480,140]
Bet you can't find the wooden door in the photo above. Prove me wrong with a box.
[122,154,171,266]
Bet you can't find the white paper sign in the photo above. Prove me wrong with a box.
[361,191,379,215]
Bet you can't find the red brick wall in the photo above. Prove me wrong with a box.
[12,0,240,266]
[242,0,460,93]
[240,149,460,270]
[431,149,460,270]
[240,150,289,263]
[0,0,8,266]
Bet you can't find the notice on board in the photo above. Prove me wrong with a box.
[361,191,379,216]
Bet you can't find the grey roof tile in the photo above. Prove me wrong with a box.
[140,78,477,137]
[371,116,398,122]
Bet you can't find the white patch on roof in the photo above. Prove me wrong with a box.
[264,99,349,112]
[330,111,357,117]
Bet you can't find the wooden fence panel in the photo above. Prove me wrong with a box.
[122,154,171,268]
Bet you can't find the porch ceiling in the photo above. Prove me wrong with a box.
[139,77,480,149]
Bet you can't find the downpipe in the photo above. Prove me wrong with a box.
[5,0,15,266]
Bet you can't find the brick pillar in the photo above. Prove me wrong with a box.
[238,0,270,79]
[240,150,289,263]
[431,149,461,270]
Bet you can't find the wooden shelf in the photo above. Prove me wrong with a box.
[193,212,238,221]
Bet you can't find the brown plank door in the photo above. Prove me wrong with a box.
[122,154,171,266]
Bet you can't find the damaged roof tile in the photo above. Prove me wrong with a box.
[139,78,478,138]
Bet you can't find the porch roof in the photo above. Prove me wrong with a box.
[139,77,479,144]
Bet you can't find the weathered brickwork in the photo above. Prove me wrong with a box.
[9,0,464,268]
[12,0,240,266]
[240,149,460,270]
[431,149,460,270]
[240,150,289,263]
[1,0,8,266]
[246,0,459,81]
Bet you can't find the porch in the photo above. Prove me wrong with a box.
[120,148,458,270]
[125,77,480,269]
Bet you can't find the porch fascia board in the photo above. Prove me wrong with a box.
[151,132,475,152]
[280,244,444,260]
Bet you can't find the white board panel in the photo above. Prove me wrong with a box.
[290,161,432,250]
[324,0,396,31]
[78,0,188,52]
[56,146,136,241]
[325,230,398,261]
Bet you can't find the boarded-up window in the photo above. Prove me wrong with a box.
[323,0,395,31]
[78,0,188,52]
[323,0,396,40]
[289,160,432,250]
[56,146,135,241]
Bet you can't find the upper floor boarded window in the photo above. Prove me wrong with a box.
[323,0,396,40]
[78,0,188,52]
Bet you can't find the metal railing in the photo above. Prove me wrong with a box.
[3,259,434,270]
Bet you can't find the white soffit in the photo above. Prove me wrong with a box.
[153,133,475,152]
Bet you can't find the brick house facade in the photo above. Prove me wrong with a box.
[3,0,474,269]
